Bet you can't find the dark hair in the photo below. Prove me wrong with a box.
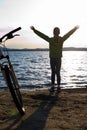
[53,27,60,35]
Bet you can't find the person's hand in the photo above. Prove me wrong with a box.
[75,25,79,30]
[30,26,35,31]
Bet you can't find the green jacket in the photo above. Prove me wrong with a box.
[33,27,77,58]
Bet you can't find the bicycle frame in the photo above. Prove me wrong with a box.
[0,27,20,89]
[0,55,19,88]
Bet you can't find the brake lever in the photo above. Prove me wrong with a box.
[6,34,20,40]
[13,34,20,37]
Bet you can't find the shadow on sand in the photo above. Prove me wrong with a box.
[5,93,57,130]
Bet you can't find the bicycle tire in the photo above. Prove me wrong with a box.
[4,65,25,115]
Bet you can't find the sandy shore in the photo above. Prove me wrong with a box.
[0,87,87,130]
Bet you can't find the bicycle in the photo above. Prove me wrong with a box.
[0,27,25,115]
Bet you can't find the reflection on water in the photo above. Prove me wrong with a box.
[0,51,87,90]
[62,51,87,88]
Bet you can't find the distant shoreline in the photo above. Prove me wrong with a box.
[5,47,87,51]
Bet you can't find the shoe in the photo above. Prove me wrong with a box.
[57,87,61,93]
[55,87,61,97]
[49,86,54,93]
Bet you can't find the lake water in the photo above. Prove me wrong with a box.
[0,51,87,90]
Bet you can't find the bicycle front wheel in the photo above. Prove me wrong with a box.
[4,65,25,115]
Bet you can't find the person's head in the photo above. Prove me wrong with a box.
[53,27,60,36]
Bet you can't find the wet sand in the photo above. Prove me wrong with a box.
[0,87,87,130]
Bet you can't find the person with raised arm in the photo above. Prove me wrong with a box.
[30,25,79,96]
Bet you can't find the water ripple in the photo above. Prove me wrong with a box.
[0,51,87,90]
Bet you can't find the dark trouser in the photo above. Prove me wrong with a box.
[50,58,61,86]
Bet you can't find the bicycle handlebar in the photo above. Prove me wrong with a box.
[0,27,21,42]
[8,27,21,34]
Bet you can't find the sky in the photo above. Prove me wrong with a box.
[0,0,87,49]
